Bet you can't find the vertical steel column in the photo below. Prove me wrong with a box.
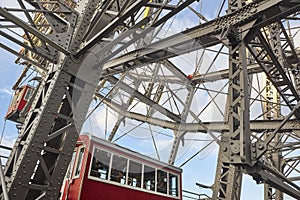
[263,23,283,200]
[213,0,250,199]
[2,0,102,199]
[213,150,243,200]
[213,41,250,200]
[225,40,251,164]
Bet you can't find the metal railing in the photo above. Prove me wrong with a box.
[182,189,211,200]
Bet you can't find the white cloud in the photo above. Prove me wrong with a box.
[0,88,13,96]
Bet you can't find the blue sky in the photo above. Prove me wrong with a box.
[0,49,265,199]
[1,0,288,199]
[0,48,23,146]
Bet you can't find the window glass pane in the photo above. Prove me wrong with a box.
[157,170,167,194]
[90,148,111,180]
[110,155,127,184]
[143,165,155,191]
[24,88,33,101]
[127,160,142,188]
[169,173,178,197]
[66,151,77,179]
[74,147,85,177]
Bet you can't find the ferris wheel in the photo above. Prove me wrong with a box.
[1,0,300,199]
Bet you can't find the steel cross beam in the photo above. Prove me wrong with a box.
[107,76,142,142]
[0,7,71,55]
[247,31,300,118]
[191,43,300,84]
[168,86,195,165]
[102,0,300,77]
[0,0,201,197]
[2,0,194,198]
[244,20,300,198]
[218,2,300,199]
[105,0,184,142]
[85,94,300,132]
[106,76,181,122]
[2,1,300,200]
[213,40,250,199]
[0,0,78,74]
[75,0,198,57]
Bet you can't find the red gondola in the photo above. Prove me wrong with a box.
[5,85,34,123]
[61,134,182,200]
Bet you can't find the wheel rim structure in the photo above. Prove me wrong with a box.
[0,0,300,199]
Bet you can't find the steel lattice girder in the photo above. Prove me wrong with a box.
[1,0,300,199]
[0,0,199,199]
[102,0,300,76]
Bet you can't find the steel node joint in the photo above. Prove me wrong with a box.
[251,142,266,162]
[220,136,249,164]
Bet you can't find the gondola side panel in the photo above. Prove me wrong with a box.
[61,135,90,200]
[80,139,182,200]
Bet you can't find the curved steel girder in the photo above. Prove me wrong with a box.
[102,0,300,76]
[96,92,300,133]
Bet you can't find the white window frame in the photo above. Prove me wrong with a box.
[73,145,85,179]
[87,145,180,199]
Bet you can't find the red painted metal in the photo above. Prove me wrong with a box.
[5,85,33,122]
[61,135,182,200]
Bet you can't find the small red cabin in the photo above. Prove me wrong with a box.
[61,134,182,200]
[5,85,34,123]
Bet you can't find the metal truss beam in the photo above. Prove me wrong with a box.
[0,7,71,55]
[127,60,192,86]
[106,76,181,122]
[0,43,47,74]
[102,0,300,76]
[0,29,54,64]
[168,87,195,165]
[247,32,300,118]
[2,0,103,197]
[2,0,185,198]
[75,0,149,56]
[213,152,243,200]
[2,0,300,199]
[213,1,249,199]
[95,93,300,133]
[1,1,202,196]
[245,162,300,199]
[107,76,142,142]
[193,45,300,83]
[262,23,283,200]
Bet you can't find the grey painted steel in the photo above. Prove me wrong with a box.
[168,87,195,165]
[107,77,142,142]
[1,0,300,199]
[102,0,300,76]
[0,160,8,200]
[263,23,283,200]
[107,76,182,122]
[96,92,300,132]
[213,1,246,199]
[0,0,198,199]
[0,43,47,74]
[2,0,125,198]
[0,7,70,55]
